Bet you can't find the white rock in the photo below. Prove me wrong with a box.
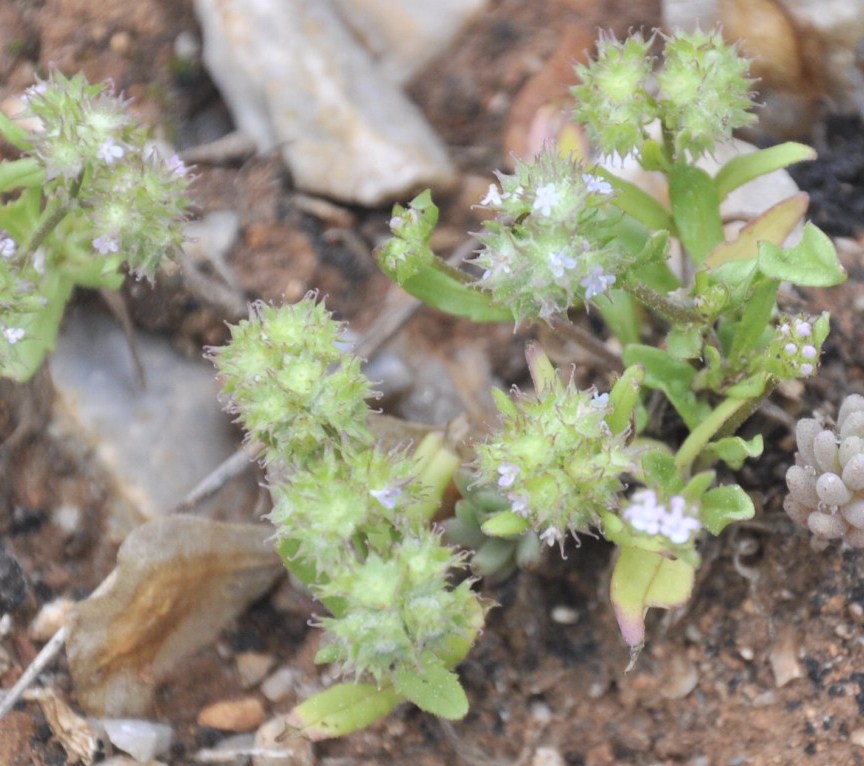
[49,312,246,532]
[331,0,487,85]
[100,719,173,763]
[193,0,455,205]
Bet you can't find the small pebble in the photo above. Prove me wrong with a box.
[531,746,566,766]
[770,630,804,687]
[659,655,699,700]
[100,719,172,762]
[253,716,314,766]
[550,605,578,625]
[236,652,276,689]
[197,696,266,732]
[261,666,301,703]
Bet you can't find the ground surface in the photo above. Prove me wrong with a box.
[3,1,864,764]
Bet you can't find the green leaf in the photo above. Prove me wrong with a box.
[0,110,32,150]
[666,325,703,359]
[668,165,724,266]
[286,682,402,741]
[398,266,514,323]
[714,142,817,200]
[471,538,517,579]
[701,435,763,470]
[0,158,42,194]
[729,278,778,359]
[597,167,674,231]
[393,655,469,720]
[606,365,644,435]
[681,470,716,501]
[481,510,532,537]
[610,546,695,648]
[621,345,710,430]
[638,448,681,495]
[757,223,845,287]
[700,484,755,535]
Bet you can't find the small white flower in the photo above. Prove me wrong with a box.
[497,462,520,489]
[784,342,798,356]
[800,363,814,376]
[22,82,47,102]
[580,266,616,300]
[93,235,120,255]
[624,489,701,544]
[96,137,124,164]
[548,251,577,279]
[795,320,812,338]
[3,327,24,345]
[480,184,503,206]
[532,183,560,217]
[539,526,564,547]
[779,322,790,337]
[582,173,613,195]
[801,345,818,360]
[591,391,610,409]
[370,486,402,510]
[0,236,16,259]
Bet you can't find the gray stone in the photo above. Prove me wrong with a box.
[194,0,455,205]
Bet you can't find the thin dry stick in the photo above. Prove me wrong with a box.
[0,625,66,719]
[549,315,624,372]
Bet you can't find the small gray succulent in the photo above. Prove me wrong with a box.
[785,394,864,549]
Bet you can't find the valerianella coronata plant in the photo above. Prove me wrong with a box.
[785,394,864,550]
[572,28,756,162]
[0,70,192,381]
[473,149,627,324]
[208,296,374,466]
[474,346,636,549]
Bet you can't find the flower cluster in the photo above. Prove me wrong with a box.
[622,488,701,545]
[785,394,864,549]
[473,149,626,324]
[314,529,479,684]
[475,374,635,545]
[764,313,829,380]
[22,70,191,278]
[212,294,485,687]
[208,296,374,466]
[572,29,756,161]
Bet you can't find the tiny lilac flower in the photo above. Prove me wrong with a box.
[801,345,818,360]
[22,82,47,102]
[548,251,577,278]
[92,235,120,255]
[795,321,812,338]
[0,236,16,259]
[582,173,613,196]
[370,486,402,510]
[497,462,520,489]
[480,184,503,206]
[784,342,798,356]
[624,489,701,544]
[3,327,25,345]
[166,154,187,177]
[509,494,530,518]
[580,266,616,300]
[800,363,814,376]
[96,137,124,164]
[532,183,560,217]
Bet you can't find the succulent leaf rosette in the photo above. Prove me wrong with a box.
[786,395,864,549]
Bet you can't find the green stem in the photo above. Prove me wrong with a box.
[674,396,750,477]
[623,280,703,325]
